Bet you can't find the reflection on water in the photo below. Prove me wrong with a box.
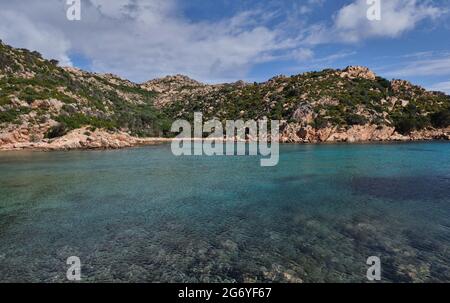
[0,143,449,282]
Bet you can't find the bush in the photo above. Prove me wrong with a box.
[20,87,39,104]
[345,113,368,126]
[56,113,117,131]
[0,110,17,123]
[376,77,391,90]
[284,87,300,98]
[0,107,31,124]
[393,115,429,135]
[430,108,450,128]
[394,117,416,134]
[313,117,328,129]
[45,123,68,138]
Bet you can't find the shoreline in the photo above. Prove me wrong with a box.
[2,122,449,152]
[1,136,449,152]
[1,124,449,152]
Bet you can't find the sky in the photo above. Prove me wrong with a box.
[0,0,449,93]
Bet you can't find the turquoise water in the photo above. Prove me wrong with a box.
[0,143,449,282]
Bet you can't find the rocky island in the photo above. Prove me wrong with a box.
[0,41,449,151]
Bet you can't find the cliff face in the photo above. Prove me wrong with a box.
[0,40,449,150]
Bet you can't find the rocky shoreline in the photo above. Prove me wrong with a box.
[279,124,450,143]
[0,127,171,151]
[1,124,449,152]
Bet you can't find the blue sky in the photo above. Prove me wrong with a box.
[0,0,449,92]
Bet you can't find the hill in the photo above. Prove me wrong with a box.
[0,40,449,150]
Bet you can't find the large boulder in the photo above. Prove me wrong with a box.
[292,103,314,125]
[340,66,376,81]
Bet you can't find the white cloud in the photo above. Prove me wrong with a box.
[429,81,450,94]
[290,48,315,61]
[384,55,450,78]
[0,7,72,66]
[282,50,357,74]
[0,0,445,83]
[296,0,325,15]
[307,0,443,44]
[0,0,309,83]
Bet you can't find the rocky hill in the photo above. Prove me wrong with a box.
[0,40,449,150]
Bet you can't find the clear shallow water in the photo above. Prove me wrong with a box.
[0,143,449,283]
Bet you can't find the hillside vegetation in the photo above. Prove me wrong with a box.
[0,40,449,149]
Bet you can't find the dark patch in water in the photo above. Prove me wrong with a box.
[0,213,22,233]
[429,263,450,282]
[401,147,436,153]
[349,175,450,201]
[403,229,444,253]
[382,257,414,283]
[274,174,316,184]
[2,180,33,189]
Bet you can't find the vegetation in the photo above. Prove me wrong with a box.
[0,107,31,124]
[45,123,68,139]
[345,113,369,126]
[1,40,449,141]
[430,108,450,128]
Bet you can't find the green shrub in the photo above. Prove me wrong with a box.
[45,123,68,138]
[345,113,368,126]
[394,117,416,134]
[0,110,17,123]
[56,113,117,131]
[313,117,328,129]
[430,108,450,128]
[393,115,429,134]
[0,107,30,124]
[19,87,39,104]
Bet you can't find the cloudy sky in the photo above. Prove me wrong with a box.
[0,0,449,92]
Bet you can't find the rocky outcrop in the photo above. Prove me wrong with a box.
[280,123,449,143]
[31,99,64,113]
[141,74,203,92]
[339,66,376,80]
[410,128,450,141]
[0,127,168,151]
[0,113,57,146]
[140,74,221,108]
[292,103,314,125]
[1,123,449,151]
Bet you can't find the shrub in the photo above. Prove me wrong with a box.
[345,113,368,126]
[394,117,416,134]
[284,87,300,98]
[430,108,450,128]
[45,123,68,138]
[393,115,429,135]
[313,117,328,129]
[56,113,117,131]
[20,87,39,104]
[0,110,17,123]
[0,107,31,124]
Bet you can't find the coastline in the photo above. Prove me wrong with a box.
[1,132,449,152]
